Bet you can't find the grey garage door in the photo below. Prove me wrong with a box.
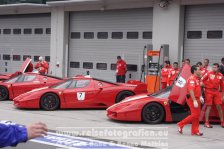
[69,8,153,82]
[184,4,224,65]
[0,14,51,74]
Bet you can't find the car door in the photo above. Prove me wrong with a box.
[62,79,99,107]
[168,64,192,105]
[11,74,42,97]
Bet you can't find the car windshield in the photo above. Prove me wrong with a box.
[148,69,182,99]
[4,74,36,83]
[4,75,21,83]
[149,86,171,99]
[52,79,90,89]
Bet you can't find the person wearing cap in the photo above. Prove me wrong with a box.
[34,56,49,74]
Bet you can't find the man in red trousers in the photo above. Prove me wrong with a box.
[177,65,203,136]
[161,60,172,89]
[201,63,224,128]
[167,62,179,86]
[116,56,127,83]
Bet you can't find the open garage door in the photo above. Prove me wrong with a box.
[0,13,51,73]
[68,8,153,82]
[184,4,224,65]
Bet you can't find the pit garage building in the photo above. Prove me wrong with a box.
[0,0,224,82]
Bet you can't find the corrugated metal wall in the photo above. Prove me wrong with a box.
[69,8,153,82]
[184,4,224,65]
[0,13,51,73]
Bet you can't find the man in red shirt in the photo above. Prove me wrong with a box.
[167,62,179,86]
[161,60,172,89]
[185,59,190,66]
[220,57,224,76]
[177,65,203,136]
[197,62,208,77]
[116,56,127,83]
[201,63,224,128]
[35,56,49,74]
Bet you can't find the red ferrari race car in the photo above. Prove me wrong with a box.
[0,58,33,81]
[0,73,63,101]
[107,65,224,124]
[13,77,147,110]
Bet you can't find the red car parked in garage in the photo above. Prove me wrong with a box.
[13,77,147,110]
[0,73,63,101]
[107,65,224,124]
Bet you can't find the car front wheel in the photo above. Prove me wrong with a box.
[40,93,60,111]
[142,103,165,124]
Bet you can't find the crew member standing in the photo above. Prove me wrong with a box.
[203,59,212,72]
[201,63,224,128]
[220,57,224,76]
[167,62,179,86]
[185,59,191,66]
[116,56,127,83]
[197,62,208,77]
[35,56,49,74]
[161,61,172,89]
[180,59,185,70]
[177,65,203,136]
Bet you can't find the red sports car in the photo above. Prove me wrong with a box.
[13,77,147,110]
[0,73,63,101]
[0,58,33,81]
[107,65,224,124]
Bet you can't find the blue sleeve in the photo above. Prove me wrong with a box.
[0,122,28,148]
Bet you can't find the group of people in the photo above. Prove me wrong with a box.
[161,61,180,89]
[176,58,224,136]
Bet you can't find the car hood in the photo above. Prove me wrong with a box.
[121,94,149,103]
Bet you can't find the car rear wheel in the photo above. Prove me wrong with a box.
[40,93,60,111]
[0,86,9,101]
[142,103,165,124]
[115,91,134,103]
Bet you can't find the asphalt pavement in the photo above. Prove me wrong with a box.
[0,101,224,149]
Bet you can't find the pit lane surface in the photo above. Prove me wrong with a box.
[0,101,224,149]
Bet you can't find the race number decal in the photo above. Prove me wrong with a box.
[77,92,85,101]
[175,76,186,88]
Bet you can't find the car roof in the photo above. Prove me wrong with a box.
[71,76,118,86]
[22,72,63,80]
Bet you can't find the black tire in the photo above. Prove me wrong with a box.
[115,91,134,103]
[0,86,9,101]
[40,93,60,111]
[142,103,165,124]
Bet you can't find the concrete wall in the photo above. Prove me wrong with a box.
[152,0,185,64]
[50,7,69,77]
